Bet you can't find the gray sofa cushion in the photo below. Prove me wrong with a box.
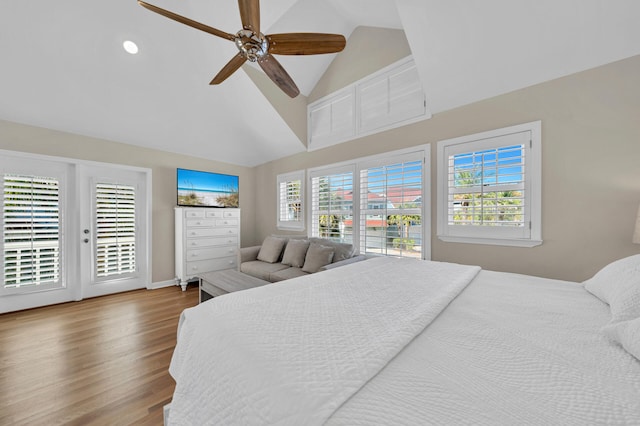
[257,236,287,263]
[269,267,309,282]
[240,261,289,281]
[281,239,310,268]
[309,238,355,262]
[302,243,335,273]
[319,254,368,271]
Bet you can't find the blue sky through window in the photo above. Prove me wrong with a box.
[453,145,523,186]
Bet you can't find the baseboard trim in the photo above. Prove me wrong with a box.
[148,279,178,290]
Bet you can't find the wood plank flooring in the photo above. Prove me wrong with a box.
[0,285,198,426]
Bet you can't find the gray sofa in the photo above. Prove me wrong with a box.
[239,236,365,282]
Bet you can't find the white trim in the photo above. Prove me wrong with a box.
[306,144,430,259]
[149,279,178,290]
[436,121,542,247]
[0,148,152,312]
[307,56,431,151]
[276,170,305,231]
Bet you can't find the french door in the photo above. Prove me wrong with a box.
[79,165,149,298]
[0,152,150,313]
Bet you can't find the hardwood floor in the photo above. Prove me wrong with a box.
[0,285,198,426]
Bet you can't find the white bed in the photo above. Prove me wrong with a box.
[166,256,640,425]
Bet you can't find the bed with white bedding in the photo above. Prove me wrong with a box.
[166,256,640,425]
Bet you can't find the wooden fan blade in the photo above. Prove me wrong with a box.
[257,54,299,98]
[238,0,260,34]
[138,1,235,41]
[210,53,247,85]
[267,33,346,55]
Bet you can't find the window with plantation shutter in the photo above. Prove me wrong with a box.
[310,166,354,243]
[277,171,304,231]
[437,121,542,247]
[3,174,61,289]
[359,153,423,258]
[95,182,136,278]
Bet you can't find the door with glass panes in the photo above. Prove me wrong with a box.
[79,164,149,299]
[0,154,150,313]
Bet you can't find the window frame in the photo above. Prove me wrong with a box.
[276,170,305,231]
[308,164,355,243]
[436,121,542,247]
[307,145,430,259]
[358,152,425,259]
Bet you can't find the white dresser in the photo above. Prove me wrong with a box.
[175,207,240,291]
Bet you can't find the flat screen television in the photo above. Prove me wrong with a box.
[177,168,239,208]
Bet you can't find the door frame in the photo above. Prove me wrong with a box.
[78,164,152,299]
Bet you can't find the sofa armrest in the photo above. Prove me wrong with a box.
[319,255,367,272]
[240,246,261,263]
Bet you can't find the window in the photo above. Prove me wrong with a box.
[95,182,136,278]
[359,153,423,258]
[277,170,305,231]
[310,166,354,243]
[437,121,542,247]
[308,145,429,259]
[3,174,61,289]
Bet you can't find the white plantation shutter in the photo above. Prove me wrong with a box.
[95,183,136,278]
[447,143,526,228]
[359,153,423,258]
[437,121,542,246]
[3,174,60,288]
[310,166,354,243]
[277,171,304,230]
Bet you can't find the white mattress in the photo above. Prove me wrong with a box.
[326,270,640,425]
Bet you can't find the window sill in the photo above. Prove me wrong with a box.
[438,235,542,248]
[277,224,305,232]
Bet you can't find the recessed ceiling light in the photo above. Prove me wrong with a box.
[123,40,139,55]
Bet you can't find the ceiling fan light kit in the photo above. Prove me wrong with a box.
[138,0,346,98]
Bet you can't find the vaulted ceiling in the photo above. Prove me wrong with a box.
[1,1,638,167]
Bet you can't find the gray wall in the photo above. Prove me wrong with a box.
[0,120,256,284]
[253,51,640,282]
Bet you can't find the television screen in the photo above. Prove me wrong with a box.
[177,168,239,208]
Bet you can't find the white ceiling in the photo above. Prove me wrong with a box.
[0,1,638,167]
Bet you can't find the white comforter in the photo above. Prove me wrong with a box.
[326,270,640,425]
[167,257,480,425]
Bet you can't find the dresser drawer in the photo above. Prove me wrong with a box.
[187,246,237,261]
[186,227,239,238]
[223,210,240,218]
[184,210,206,218]
[186,236,238,248]
[186,257,236,275]
[186,219,215,227]
[205,210,224,219]
[215,218,239,227]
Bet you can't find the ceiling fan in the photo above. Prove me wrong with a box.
[138,0,347,98]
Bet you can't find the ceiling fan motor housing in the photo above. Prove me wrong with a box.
[235,29,268,62]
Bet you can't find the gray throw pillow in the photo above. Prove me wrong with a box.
[281,239,310,268]
[302,243,335,273]
[257,236,287,263]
